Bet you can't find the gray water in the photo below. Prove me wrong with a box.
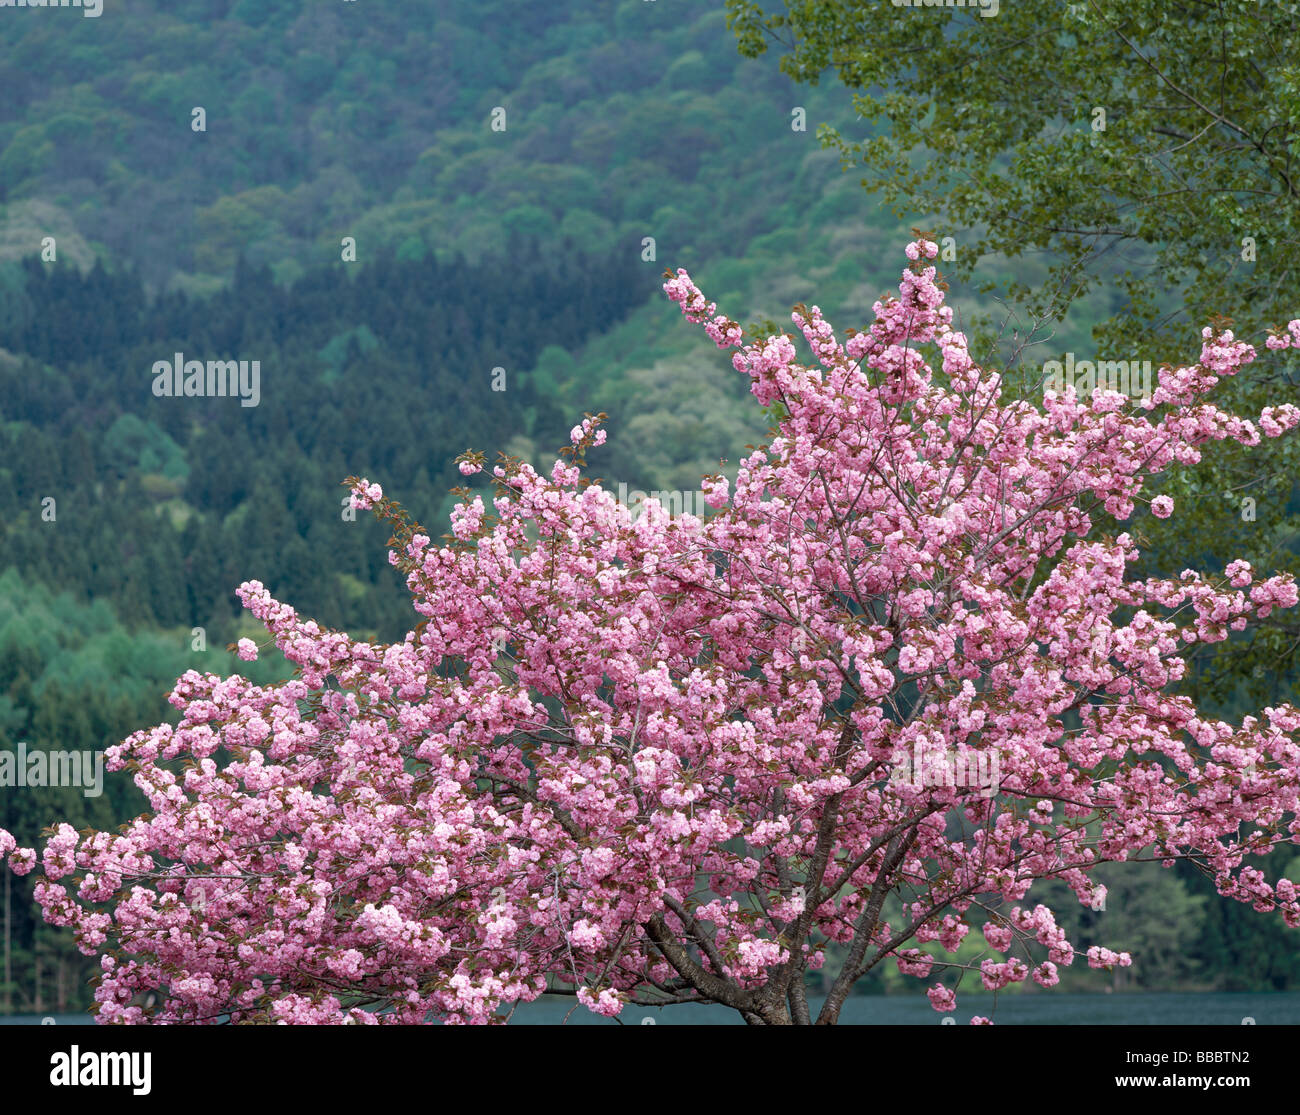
[4,991,1297,1025]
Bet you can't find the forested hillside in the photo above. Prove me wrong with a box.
[0,0,862,286]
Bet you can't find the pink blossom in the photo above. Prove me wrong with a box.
[928,984,957,1012]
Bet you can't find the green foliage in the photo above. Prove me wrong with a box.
[102,414,188,481]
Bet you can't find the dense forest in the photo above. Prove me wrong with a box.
[0,241,649,639]
[0,0,869,287]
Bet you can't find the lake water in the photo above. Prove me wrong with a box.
[3,991,1297,1025]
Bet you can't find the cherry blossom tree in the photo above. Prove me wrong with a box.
[5,239,1300,1025]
